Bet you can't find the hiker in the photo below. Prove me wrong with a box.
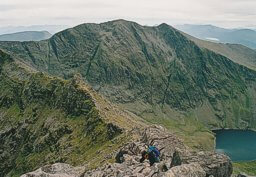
[140,146,160,166]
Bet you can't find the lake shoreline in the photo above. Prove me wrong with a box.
[211,128,256,150]
[211,128,256,132]
[213,129,256,162]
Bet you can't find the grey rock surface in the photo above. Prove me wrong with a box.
[165,163,206,177]
[84,126,232,177]
[20,163,85,177]
[22,126,233,177]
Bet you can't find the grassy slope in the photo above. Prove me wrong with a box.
[0,49,214,177]
[0,20,256,152]
[233,161,256,176]
[144,114,215,150]
[0,21,256,130]
[0,21,256,173]
[0,51,140,176]
[183,32,256,71]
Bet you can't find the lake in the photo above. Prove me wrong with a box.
[214,129,256,162]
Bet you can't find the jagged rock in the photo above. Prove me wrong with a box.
[170,150,182,167]
[20,163,85,177]
[140,126,232,177]
[165,163,206,177]
[19,126,233,177]
[0,55,126,176]
[1,20,256,177]
[178,150,233,177]
[83,126,232,177]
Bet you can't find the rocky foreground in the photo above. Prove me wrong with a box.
[22,126,233,177]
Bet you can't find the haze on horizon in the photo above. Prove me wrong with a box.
[0,0,256,29]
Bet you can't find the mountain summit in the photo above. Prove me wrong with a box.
[1,20,255,131]
[0,20,256,176]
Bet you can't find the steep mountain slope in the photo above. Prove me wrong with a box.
[182,32,256,71]
[0,31,52,41]
[1,20,255,176]
[0,49,233,176]
[175,24,256,49]
[0,49,147,176]
[0,20,256,132]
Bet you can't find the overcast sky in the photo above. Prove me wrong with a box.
[0,0,255,28]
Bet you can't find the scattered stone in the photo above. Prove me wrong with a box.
[21,163,85,177]
[22,126,233,177]
[165,163,206,177]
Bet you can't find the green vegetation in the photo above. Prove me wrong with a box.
[1,20,256,176]
[233,161,256,176]
[144,112,215,151]
[1,20,255,132]
[0,53,124,176]
[184,31,256,71]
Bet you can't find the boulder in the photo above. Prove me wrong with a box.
[165,163,206,177]
[22,126,233,177]
[21,163,85,177]
[175,150,233,177]
[84,126,233,177]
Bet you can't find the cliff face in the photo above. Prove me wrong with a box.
[0,20,256,131]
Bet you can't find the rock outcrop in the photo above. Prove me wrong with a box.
[23,126,232,177]
[165,163,206,177]
[0,53,130,176]
[20,163,85,177]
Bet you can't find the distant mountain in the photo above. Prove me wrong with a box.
[175,24,256,49]
[0,31,52,41]
[1,19,256,176]
[0,25,69,35]
[1,20,256,131]
[181,31,256,71]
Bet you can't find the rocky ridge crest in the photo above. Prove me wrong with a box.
[22,126,232,177]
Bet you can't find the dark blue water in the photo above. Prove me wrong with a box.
[214,129,256,162]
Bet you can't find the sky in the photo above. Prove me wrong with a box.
[0,0,256,29]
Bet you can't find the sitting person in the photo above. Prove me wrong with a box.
[140,146,160,166]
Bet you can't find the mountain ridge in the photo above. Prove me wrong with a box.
[0,31,52,42]
[0,49,233,177]
[1,20,256,176]
[0,49,142,176]
[175,24,256,49]
[0,25,69,35]
[180,31,256,71]
[0,20,256,132]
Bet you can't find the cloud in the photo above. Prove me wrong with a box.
[0,0,255,28]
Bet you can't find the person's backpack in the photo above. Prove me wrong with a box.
[148,146,160,158]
